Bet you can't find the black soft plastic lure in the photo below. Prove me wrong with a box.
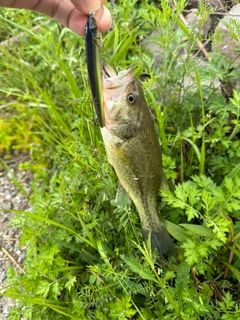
[85,13,104,127]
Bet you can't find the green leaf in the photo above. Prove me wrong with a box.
[182,137,201,162]
[51,282,61,299]
[206,216,231,243]
[65,276,77,291]
[122,256,157,282]
[233,232,240,241]
[96,310,108,320]
[209,238,223,250]
[218,291,236,311]
[227,246,240,259]
[89,274,97,284]
[221,261,240,283]
[58,59,81,98]
[192,175,216,191]
[109,296,137,319]
[182,240,210,265]
[221,162,240,187]
[9,209,97,249]
[177,18,190,36]
[175,262,190,311]
[163,219,190,243]
[180,224,214,238]
[164,271,175,282]
[110,27,139,65]
[35,280,51,297]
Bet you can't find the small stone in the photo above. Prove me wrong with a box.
[5,193,12,200]
[185,9,211,38]
[2,200,12,210]
[0,271,7,282]
[141,29,164,67]
[209,0,224,10]
[187,0,224,10]
[6,169,14,180]
[187,0,198,8]
[212,4,240,64]
[0,156,31,319]
[20,252,26,261]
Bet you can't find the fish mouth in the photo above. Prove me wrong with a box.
[102,62,134,89]
[102,61,118,78]
[101,62,135,128]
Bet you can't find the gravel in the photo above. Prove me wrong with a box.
[0,154,32,320]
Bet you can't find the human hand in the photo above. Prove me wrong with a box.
[0,0,112,36]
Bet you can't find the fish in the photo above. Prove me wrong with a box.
[85,13,104,127]
[101,62,176,257]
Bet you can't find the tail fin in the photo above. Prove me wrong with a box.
[142,226,176,257]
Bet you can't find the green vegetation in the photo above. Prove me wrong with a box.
[1,0,240,319]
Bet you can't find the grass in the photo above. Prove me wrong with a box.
[0,1,240,319]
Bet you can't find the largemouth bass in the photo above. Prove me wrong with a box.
[101,63,176,257]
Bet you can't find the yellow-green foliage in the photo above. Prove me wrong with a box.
[0,107,38,153]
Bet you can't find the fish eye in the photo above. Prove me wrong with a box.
[127,93,138,105]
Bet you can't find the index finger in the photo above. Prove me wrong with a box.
[70,0,105,15]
